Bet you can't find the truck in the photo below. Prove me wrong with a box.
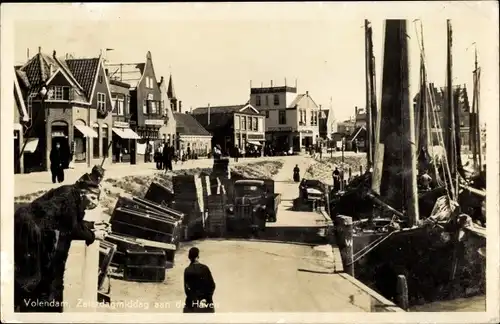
[226,179,281,236]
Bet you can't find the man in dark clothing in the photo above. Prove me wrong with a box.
[183,247,216,313]
[332,167,341,192]
[50,142,66,183]
[163,144,173,172]
[14,179,100,312]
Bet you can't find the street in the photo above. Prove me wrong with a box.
[102,155,379,313]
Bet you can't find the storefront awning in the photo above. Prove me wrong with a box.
[122,128,141,140]
[24,138,39,153]
[74,124,98,138]
[248,141,263,146]
[112,127,141,140]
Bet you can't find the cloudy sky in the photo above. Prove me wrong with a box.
[6,2,498,122]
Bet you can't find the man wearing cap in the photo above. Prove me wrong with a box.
[183,247,216,313]
[14,177,108,312]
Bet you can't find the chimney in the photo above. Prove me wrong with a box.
[179,101,182,113]
[355,106,358,116]
[105,68,109,77]
[27,48,30,60]
[160,76,164,84]
[38,46,41,54]
[306,91,309,96]
[270,80,273,87]
[53,50,56,58]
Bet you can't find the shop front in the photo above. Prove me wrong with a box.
[112,120,141,163]
[73,119,98,163]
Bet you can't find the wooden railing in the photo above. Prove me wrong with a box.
[63,240,100,312]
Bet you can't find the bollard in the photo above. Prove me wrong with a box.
[348,167,352,183]
[396,274,409,311]
[335,215,354,277]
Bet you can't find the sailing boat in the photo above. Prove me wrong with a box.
[331,19,486,309]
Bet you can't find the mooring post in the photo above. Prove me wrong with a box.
[335,215,354,277]
[396,274,409,311]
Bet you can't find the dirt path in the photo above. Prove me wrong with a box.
[103,155,372,312]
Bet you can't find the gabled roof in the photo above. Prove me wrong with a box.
[65,57,100,98]
[167,74,176,99]
[347,126,366,142]
[174,112,211,136]
[287,94,305,108]
[192,103,260,115]
[14,70,29,122]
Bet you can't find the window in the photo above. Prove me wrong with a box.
[149,100,157,114]
[97,93,106,112]
[248,116,253,130]
[143,100,148,114]
[98,75,103,84]
[49,86,71,100]
[279,110,286,124]
[145,77,150,88]
[117,99,124,116]
[274,94,279,105]
[242,116,247,130]
[126,96,130,115]
[265,96,269,106]
[256,96,261,106]
[265,111,269,118]
[253,117,258,131]
[235,115,240,130]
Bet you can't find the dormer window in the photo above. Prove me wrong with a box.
[48,86,71,101]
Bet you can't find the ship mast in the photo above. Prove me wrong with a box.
[365,19,373,169]
[378,20,419,226]
[471,45,482,171]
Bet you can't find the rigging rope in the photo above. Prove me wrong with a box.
[413,21,455,204]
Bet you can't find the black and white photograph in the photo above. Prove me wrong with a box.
[1,2,498,323]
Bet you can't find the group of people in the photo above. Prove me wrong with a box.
[154,143,177,171]
[14,165,110,312]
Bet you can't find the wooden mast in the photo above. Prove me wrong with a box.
[365,19,373,169]
[378,20,419,226]
[474,46,483,169]
[445,20,457,179]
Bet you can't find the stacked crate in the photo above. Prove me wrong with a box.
[206,194,228,237]
[172,175,203,240]
[144,182,175,208]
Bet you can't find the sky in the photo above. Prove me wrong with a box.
[7,2,499,123]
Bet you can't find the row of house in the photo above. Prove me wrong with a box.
[188,83,337,155]
[13,48,212,173]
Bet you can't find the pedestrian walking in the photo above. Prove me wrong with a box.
[163,144,173,172]
[183,247,216,313]
[234,145,240,162]
[155,144,163,170]
[332,167,341,192]
[50,142,66,184]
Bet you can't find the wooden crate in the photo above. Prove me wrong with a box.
[206,194,228,237]
[124,249,167,283]
[144,182,175,207]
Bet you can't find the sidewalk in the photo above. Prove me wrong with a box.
[14,156,277,197]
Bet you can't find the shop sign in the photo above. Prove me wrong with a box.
[268,126,292,132]
[145,119,164,126]
[113,121,130,128]
[248,134,265,140]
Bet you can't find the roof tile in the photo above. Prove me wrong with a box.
[65,58,100,98]
[174,112,211,136]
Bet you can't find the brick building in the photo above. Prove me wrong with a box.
[15,48,114,172]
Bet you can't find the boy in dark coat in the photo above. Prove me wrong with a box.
[183,247,216,313]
